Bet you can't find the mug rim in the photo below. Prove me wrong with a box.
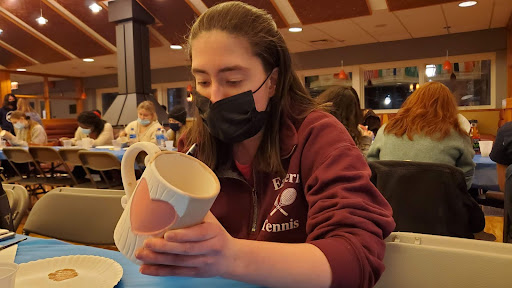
[148,151,220,199]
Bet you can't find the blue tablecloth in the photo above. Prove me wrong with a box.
[12,235,262,288]
[472,154,499,191]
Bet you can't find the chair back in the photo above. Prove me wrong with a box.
[28,146,62,163]
[369,160,485,238]
[58,148,84,166]
[504,165,512,242]
[23,188,124,245]
[375,232,512,288]
[2,184,29,231]
[2,147,34,163]
[78,151,121,171]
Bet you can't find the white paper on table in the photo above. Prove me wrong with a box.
[0,244,17,262]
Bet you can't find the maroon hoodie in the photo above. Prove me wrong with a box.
[180,110,395,288]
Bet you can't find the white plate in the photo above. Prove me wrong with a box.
[16,255,123,288]
[95,146,115,149]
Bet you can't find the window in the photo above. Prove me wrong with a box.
[167,87,193,116]
[364,66,419,110]
[424,60,491,106]
[304,73,352,98]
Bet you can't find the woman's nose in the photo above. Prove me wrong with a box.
[208,83,226,104]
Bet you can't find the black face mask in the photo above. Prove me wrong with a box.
[195,72,273,143]
[169,122,181,132]
[6,101,16,110]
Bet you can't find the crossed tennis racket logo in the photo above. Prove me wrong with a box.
[270,188,297,216]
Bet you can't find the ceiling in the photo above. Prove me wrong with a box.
[0,0,510,78]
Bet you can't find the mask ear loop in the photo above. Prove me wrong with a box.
[253,70,275,94]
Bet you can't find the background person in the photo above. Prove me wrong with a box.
[1,111,47,146]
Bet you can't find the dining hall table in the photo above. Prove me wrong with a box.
[10,234,263,288]
[471,154,499,191]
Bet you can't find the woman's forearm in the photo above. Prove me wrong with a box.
[224,240,331,288]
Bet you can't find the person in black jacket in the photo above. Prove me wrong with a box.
[0,93,17,134]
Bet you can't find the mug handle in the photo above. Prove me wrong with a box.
[121,142,161,198]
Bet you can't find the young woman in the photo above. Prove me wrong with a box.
[134,3,394,288]
[16,98,43,125]
[166,105,187,147]
[1,111,47,146]
[61,111,113,147]
[118,101,163,144]
[0,94,17,133]
[367,81,475,189]
[317,86,373,156]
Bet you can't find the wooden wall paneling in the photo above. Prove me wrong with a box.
[44,77,50,119]
[0,71,11,97]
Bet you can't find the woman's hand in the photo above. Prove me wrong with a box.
[135,211,236,278]
[2,131,15,140]
[59,137,69,144]
[118,130,127,138]
[359,124,374,138]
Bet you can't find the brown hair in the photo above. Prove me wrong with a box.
[137,101,157,122]
[10,111,37,143]
[384,81,466,140]
[317,86,363,146]
[16,98,35,113]
[185,1,317,175]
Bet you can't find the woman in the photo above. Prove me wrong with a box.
[118,101,163,144]
[16,98,43,125]
[61,111,113,147]
[134,3,394,288]
[166,105,187,147]
[367,81,475,189]
[1,111,47,146]
[317,86,373,156]
[0,94,17,133]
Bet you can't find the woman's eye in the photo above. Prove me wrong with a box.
[196,81,210,87]
[227,80,242,86]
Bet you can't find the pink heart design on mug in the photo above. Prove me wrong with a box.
[130,177,178,235]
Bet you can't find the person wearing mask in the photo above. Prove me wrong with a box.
[60,111,114,147]
[0,94,17,134]
[166,105,187,147]
[317,86,373,156]
[92,109,102,118]
[118,101,163,144]
[16,98,43,125]
[133,3,395,288]
[0,111,47,146]
[367,81,475,189]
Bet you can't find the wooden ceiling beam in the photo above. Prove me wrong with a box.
[0,7,76,60]
[0,69,80,80]
[44,0,117,53]
[0,40,39,65]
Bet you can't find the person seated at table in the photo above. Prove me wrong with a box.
[118,101,163,144]
[134,3,395,288]
[317,86,373,156]
[0,93,17,134]
[16,98,43,125]
[362,109,381,136]
[92,109,102,118]
[0,111,47,146]
[61,111,114,147]
[367,81,475,189]
[166,105,187,147]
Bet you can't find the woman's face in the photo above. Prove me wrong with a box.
[11,117,26,126]
[8,96,15,102]
[191,30,277,111]
[78,123,93,131]
[138,109,153,121]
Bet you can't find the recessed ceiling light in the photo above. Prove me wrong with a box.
[83,58,94,62]
[16,68,26,72]
[288,27,302,33]
[36,16,48,25]
[89,3,102,13]
[458,1,477,7]
[0,29,3,35]
[170,45,183,50]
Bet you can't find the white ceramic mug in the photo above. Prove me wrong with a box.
[114,142,220,263]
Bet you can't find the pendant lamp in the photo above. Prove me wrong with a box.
[443,50,452,71]
[338,60,348,80]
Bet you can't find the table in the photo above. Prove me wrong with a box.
[471,154,499,191]
[13,235,262,288]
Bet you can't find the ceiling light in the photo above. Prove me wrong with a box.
[11,82,19,90]
[36,16,48,25]
[89,3,102,13]
[16,68,26,72]
[288,27,302,33]
[0,29,3,35]
[170,45,183,50]
[458,1,477,7]
[83,58,94,62]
